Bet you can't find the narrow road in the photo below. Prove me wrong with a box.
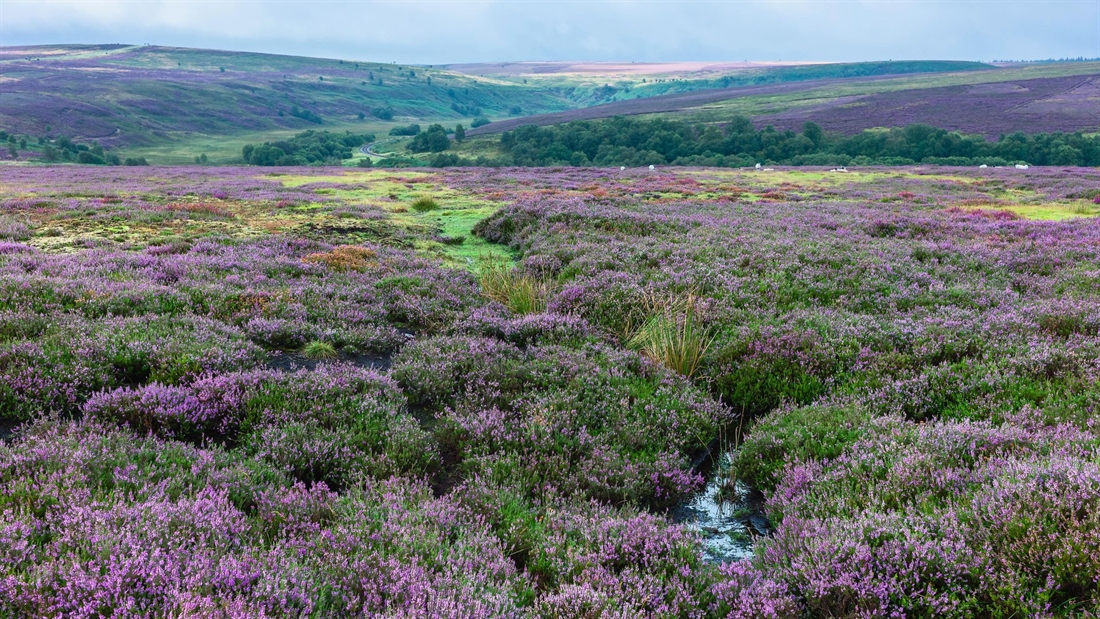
[360,138,399,159]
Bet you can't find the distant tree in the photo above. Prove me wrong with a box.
[407,124,450,153]
[802,121,824,147]
[426,77,431,86]
[219,67,225,72]
[471,118,491,128]
[454,124,465,143]
[76,151,105,165]
[372,107,394,121]
[358,112,366,121]
[124,157,149,166]
[18,139,27,150]
[388,124,421,137]
[195,153,209,164]
[508,106,523,115]
[41,145,59,162]
[242,130,374,166]
[289,106,323,124]
[8,144,17,159]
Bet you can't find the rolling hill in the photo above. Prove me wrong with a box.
[467,62,1100,139]
[0,44,573,149]
[2,45,1094,166]
[1,46,999,157]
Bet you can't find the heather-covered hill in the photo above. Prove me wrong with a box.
[0,47,997,153]
[755,73,1100,137]
[0,44,573,148]
[468,62,1100,139]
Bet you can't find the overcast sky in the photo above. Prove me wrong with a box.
[1,0,1098,64]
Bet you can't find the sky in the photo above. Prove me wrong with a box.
[1,0,1098,64]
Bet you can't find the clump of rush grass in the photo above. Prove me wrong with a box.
[410,197,440,212]
[478,254,552,315]
[300,340,338,360]
[627,293,714,378]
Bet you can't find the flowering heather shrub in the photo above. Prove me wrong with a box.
[0,235,485,420]
[0,420,529,617]
[395,336,730,507]
[452,305,598,348]
[0,313,263,420]
[0,216,31,241]
[83,365,430,488]
[756,416,1100,616]
[3,166,1100,614]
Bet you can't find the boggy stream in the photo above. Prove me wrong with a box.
[672,449,770,562]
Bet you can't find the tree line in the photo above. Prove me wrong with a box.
[493,117,1100,167]
[242,130,375,166]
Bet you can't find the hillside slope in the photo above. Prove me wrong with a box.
[0,44,573,148]
[468,62,1100,138]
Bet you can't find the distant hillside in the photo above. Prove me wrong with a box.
[0,44,573,148]
[3,46,1082,164]
[468,62,1100,139]
[754,74,1100,138]
[453,60,993,100]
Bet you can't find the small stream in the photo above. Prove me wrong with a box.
[672,450,770,562]
[0,419,22,443]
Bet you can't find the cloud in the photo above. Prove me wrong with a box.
[1,0,1097,62]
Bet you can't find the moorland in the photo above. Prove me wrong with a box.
[2,42,1100,618]
[1,163,1100,616]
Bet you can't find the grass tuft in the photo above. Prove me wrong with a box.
[410,197,441,212]
[627,293,714,378]
[478,254,552,315]
[300,340,338,360]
